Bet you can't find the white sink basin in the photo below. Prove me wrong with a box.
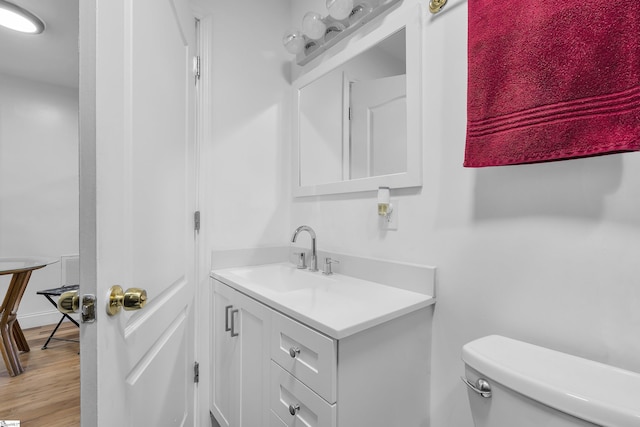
[220,263,337,293]
[211,262,435,339]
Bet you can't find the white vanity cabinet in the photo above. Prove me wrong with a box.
[269,307,430,427]
[210,279,273,427]
[211,273,432,427]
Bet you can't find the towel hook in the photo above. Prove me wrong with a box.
[429,0,447,14]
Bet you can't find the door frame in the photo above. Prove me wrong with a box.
[190,2,215,425]
[78,0,98,422]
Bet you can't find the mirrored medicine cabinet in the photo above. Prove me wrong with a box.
[292,5,423,197]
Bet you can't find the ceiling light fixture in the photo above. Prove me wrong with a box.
[0,0,44,34]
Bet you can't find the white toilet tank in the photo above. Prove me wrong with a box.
[462,335,640,427]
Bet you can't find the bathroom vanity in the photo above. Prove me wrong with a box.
[209,263,434,427]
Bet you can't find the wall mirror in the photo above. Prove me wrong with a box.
[292,7,422,197]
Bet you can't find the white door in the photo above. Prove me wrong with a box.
[349,74,407,179]
[78,0,197,425]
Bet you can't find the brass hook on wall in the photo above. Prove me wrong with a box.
[429,0,447,14]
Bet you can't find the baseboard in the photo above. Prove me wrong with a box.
[17,309,79,329]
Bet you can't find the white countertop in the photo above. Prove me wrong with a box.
[210,262,435,339]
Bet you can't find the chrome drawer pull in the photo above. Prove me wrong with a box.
[230,309,239,337]
[289,346,301,358]
[461,377,492,398]
[289,403,300,416]
[224,305,232,332]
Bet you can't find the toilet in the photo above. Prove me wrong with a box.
[462,335,640,427]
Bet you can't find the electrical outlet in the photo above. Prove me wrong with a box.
[380,200,398,231]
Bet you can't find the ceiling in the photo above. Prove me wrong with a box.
[0,0,78,88]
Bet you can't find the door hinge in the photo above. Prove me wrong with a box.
[194,361,200,383]
[348,107,351,120]
[194,210,201,232]
[193,55,201,80]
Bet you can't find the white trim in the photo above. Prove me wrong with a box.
[192,6,214,427]
[78,0,98,424]
[18,310,80,329]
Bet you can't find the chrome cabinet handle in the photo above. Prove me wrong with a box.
[461,377,492,398]
[289,346,300,358]
[224,305,232,332]
[230,309,239,337]
[288,403,300,416]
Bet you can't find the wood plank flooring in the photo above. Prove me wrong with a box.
[0,322,80,427]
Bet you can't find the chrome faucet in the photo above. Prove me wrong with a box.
[291,225,317,271]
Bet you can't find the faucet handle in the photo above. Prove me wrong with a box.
[322,257,339,275]
[294,252,307,269]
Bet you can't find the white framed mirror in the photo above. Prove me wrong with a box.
[292,4,423,197]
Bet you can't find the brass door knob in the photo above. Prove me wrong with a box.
[107,285,148,316]
[58,290,79,314]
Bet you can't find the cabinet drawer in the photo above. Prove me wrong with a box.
[270,410,287,427]
[271,311,337,403]
[271,362,336,427]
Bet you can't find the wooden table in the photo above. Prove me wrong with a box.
[0,257,57,376]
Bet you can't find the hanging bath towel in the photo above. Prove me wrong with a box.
[464,0,640,167]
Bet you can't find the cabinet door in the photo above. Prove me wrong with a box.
[235,288,273,427]
[211,280,272,427]
[211,280,240,427]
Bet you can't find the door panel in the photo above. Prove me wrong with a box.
[80,0,196,425]
[128,313,188,426]
[349,74,407,179]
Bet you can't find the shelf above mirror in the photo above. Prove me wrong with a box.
[291,0,403,66]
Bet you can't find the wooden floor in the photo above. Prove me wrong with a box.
[0,322,80,427]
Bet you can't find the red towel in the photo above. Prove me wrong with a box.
[464,0,640,167]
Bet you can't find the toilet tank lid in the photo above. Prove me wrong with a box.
[462,335,640,427]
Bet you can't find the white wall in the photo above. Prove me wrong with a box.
[0,73,79,328]
[204,1,292,252]
[288,1,640,426]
